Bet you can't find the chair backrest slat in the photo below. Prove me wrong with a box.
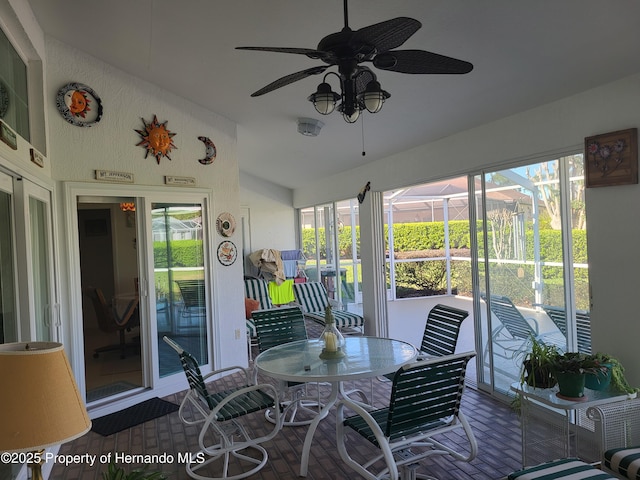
[175,279,206,309]
[293,282,329,313]
[420,304,469,356]
[386,352,475,441]
[542,305,592,353]
[252,306,307,352]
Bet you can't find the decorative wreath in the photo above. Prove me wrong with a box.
[216,212,236,237]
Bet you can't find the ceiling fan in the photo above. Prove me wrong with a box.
[237,0,473,123]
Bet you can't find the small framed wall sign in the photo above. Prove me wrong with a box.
[585,128,638,188]
[0,121,17,150]
[30,148,44,168]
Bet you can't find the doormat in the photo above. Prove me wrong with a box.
[91,397,179,436]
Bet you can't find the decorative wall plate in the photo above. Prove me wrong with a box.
[56,82,103,126]
[216,212,236,237]
[217,241,237,266]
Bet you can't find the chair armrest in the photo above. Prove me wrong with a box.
[524,316,540,336]
[329,298,343,311]
[203,365,253,385]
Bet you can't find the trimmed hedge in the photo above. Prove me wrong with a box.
[153,240,204,268]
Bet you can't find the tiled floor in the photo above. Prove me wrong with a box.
[51,370,523,480]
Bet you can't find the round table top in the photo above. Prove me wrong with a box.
[254,336,417,383]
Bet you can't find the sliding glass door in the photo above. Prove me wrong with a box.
[0,172,17,344]
[476,155,589,395]
[68,183,212,403]
[152,203,208,377]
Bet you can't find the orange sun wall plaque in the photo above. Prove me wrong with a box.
[584,128,638,188]
[135,115,177,164]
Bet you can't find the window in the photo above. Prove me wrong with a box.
[384,177,472,300]
[300,199,363,313]
[0,28,29,141]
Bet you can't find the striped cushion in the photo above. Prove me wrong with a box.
[246,318,256,337]
[293,281,363,330]
[244,278,273,310]
[304,310,364,329]
[293,282,329,313]
[604,446,640,479]
[508,458,616,479]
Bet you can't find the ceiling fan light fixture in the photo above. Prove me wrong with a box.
[339,104,361,123]
[359,80,390,114]
[308,82,340,115]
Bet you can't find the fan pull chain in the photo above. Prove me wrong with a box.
[361,114,366,156]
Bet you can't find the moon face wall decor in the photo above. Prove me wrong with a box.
[197,136,217,165]
[55,82,103,126]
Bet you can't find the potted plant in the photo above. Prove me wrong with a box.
[551,351,607,399]
[585,352,638,394]
[102,463,168,480]
[519,336,558,389]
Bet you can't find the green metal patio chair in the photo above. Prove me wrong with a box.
[381,303,469,382]
[337,351,478,480]
[251,306,324,426]
[163,336,280,480]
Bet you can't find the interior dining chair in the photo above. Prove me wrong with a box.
[163,336,280,480]
[337,351,478,480]
[252,306,325,426]
[84,286,139,359]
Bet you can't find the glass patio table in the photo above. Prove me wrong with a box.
[254,336,417,477]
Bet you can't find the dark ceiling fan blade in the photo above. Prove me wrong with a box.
[351,17,421,53]
[373,50,473,74]
[250,65,329,97]
[236,46,332,61]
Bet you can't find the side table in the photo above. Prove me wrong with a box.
[511,382,636,467]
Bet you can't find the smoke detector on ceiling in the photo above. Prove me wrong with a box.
[297,117,324,137]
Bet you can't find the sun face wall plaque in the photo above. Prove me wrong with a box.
[135,115,177,164]
[55,82,103,126]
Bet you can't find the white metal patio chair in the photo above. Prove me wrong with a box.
[163,336,280,480]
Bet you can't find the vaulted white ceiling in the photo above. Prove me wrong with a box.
[28,0,640,190]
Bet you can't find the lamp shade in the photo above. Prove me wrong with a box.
[0,342,91,453]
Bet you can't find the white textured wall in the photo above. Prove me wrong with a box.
[239,171,296,254]
[295,73,640,387]
[45,38,248,369]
